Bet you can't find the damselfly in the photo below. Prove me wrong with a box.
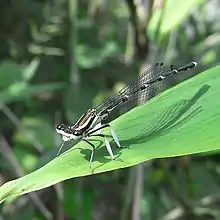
[56,61,197,167]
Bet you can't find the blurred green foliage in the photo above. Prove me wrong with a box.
[0,0,220,220]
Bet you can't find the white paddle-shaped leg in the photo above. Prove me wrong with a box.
[110,126,121,148]
[104,136,114,159]
[88,123,120,148]
[88,133,115,160]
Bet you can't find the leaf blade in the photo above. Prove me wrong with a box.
[1,66,220,203]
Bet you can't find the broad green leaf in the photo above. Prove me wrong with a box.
[1,66,220,203]
[148,0,204,38]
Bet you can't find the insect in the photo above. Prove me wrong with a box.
[56,61,197,167]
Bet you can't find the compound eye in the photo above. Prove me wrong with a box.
[74,130,81,135]
[56,124,66,130]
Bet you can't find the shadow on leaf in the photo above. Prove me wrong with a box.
[89,84,210,169]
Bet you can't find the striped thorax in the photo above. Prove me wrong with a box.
[56,108,101,141]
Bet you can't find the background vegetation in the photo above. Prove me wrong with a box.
[0,0,220,219]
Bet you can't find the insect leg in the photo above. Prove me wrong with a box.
[88,133,114,159]
[88,124,121,148]
[56,140,66,156]
[82,138,95,168]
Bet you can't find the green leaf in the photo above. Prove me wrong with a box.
[0,82,65,103]
[13,148,38,173]
[14,117,55,150]
[22,57,40,81]
[1,66,220,203]
[0,60,23,89]
[148,0,204,38]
